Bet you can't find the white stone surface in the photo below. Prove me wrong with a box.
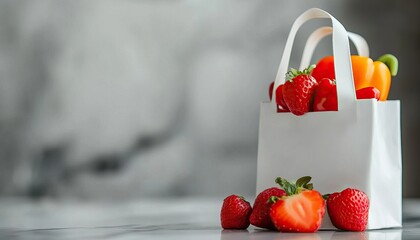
[0,198,419,239]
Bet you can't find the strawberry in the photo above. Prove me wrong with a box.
[326,188,369,231]
[249,187,286,229]
[268,82,289,112]
[220,195,252,229]
[269,176,325,233]
[282,65,318,115]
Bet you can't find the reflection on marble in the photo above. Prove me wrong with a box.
[221,229,404,240]
[0,198,419,240]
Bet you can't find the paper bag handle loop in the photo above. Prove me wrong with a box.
[299,26,369,70]
[272,8,357,114]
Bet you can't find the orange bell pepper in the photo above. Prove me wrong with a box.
[311,54,398,101]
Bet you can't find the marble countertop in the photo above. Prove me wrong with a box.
[0,198,419,240]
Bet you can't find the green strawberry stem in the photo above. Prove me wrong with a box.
[322,194,330,200]
[275,176,314,196]
[285,65,316,81]
[377,54,398,76]
[269,196,280,203]
[237,195,249,203]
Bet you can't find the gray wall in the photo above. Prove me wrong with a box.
[0,0,418,199]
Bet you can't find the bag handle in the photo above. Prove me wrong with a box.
[271,8,356,114]
[299,26,369,70]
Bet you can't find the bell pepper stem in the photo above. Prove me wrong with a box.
[378,54,398,76]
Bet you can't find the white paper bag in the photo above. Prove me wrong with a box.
[256,8,402,230]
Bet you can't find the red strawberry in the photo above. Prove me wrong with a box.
[268,82,289,112]
[326,188,369,231]
[269,176,325,233]
[220,195,252,229]
[249,187,286,229]
[282,66,318,115]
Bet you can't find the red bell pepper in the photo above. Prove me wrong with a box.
[269,81,289,112]
[269,81,274,100]
[356,87,380,101]
[313,79,381,112]
[313,78,338,112]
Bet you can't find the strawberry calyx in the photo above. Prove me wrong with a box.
[274,176,314,196]
[268,195,282,204]
[237,195,249,204]
[285,65,316,82]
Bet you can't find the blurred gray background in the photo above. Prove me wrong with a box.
[0,0,418,199]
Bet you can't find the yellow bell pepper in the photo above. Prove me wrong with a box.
[351,54,398,101]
